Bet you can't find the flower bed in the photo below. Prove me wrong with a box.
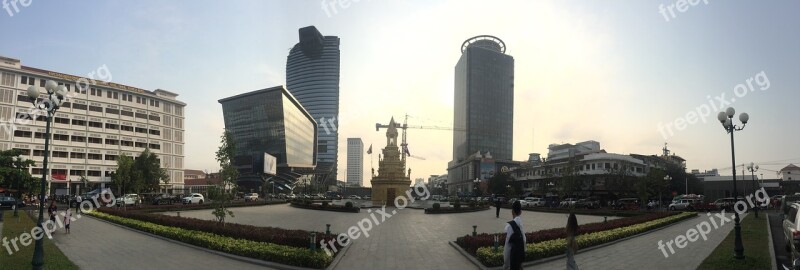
[96,207,342,251]
[424,205,490,214]
[289,201,361,213]
[472,212,696,267]
[89,211,332,268]
[456,211,685,255]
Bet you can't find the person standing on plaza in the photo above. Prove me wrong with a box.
[48,200,57,223]
[75,194,82,213]
[504,201,525,270]
[566,213,580,270]
[63,208,72,234]
[495,196,502,218]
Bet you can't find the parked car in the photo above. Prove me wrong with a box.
[560,198,578,207]
[519,197,544,207]
[669,199,699,211]
[784,195,800,216]
[151,194,176,205]
[286,194,296,199]
[0,196,20,209]
[182,193,205,204]
[575,198,600,209]
[782,202,800,269]
[613,198,640,210]
[348,195,362,200]
[244,193,259,202]
[116,194,141,206]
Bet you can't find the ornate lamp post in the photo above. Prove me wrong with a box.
[13,156,23,217]
[747,162,759,218]
[663,175,672,210]
[717,107,748,260]
[473,178,481,198]
[27,80,67,270]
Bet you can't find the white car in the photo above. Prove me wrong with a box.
[182,193,205,204]
[520,197,544,207]
[244,193,259,202]
[784,202,800,269]
[348,195,361,200]
[560,198,578,207]
[116,194,141,206]
[669,199,697,211]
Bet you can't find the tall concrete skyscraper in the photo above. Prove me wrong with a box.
[447,35,515,195]
[346,138,363,187]
[286,26,340,184]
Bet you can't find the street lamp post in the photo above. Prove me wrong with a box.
[27,80,66,270]
[13,156,23,218]
[747,162,759,218]
[473,178,480,197]
[663,175,672,211]
[717,107,749,260]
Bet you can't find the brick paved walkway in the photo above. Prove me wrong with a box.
[49,211,271,270]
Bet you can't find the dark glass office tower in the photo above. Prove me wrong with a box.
[218,86,317,191]
[286,25,340,184]
[448,36,515,194]
[453,35,514,161]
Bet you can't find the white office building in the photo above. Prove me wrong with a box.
[346,138,363,187]
[0,56,186,194]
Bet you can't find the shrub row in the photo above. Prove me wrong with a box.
[117,200,286,213]
[89,211,333,268]
[289,201,360,213]
[512,206,646,217]
[96,207,342,251]
[475,212,697,266]
[424,205,490,214]
[456,211,680,255]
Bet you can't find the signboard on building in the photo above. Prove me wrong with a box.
[480,158,496,180]
[263,153,277,175]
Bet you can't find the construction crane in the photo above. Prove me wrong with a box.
[375,114,462,160]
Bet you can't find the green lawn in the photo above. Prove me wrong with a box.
[0,211,79,270]
[697,213,772,270]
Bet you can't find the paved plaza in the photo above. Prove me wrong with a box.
[170,204,612,270]
[49,211,272,270]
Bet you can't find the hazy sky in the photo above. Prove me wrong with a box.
[1,0,798,186]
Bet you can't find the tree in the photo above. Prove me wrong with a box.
[555,157,584,199]
[0,149,35,199]
[112,154,135,195]
[489,172,512,195]
[212,131,239,226]
[134,149,168,192]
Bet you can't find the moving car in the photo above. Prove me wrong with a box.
[575,198,600,209]
[116,194,141,206]
[151,194,176,205]
[669,199,698,211]
[348,195,361,200]
[560,198,578,207]
[182,193,205,204]
[519,197,544,207]
[244,193,259,202]
[613,198,640,210]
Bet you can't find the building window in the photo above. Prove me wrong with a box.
[70,136,86,143]
[69,170,84,176]
[72,119,86,126]
[87,170,101,177]
[135,113,147,119]
[53,151,68,158]
[105,155,117,161]
[121,140,133,147]
[105,108,119,114]
[135,142,147,148]
[106,91,112,98]
[33,150,45,156]
[149,129,160,136]
[13,130,32,138]
[105,139,119,145]
[1,73,16,87]
[89,106,103,113]
[121,111,133,117]
[34,132,46,139]
[113,92,118,99]
[88,137,102,144]
[72,103,87,110]
[105,123,119,130]
[53,134,69,141]
[149,143,160,150]
[54,117,70,124]
[148,114,160,121]
[120,125,133,132]
[70,152,86,159]
[87,154,102,160]
[135,127,147,134]
[88,121,103,128]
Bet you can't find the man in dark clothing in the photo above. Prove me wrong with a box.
[495,197,502,218]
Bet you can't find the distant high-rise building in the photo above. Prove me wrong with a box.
[448,35,515,194]
[218,86,318,191]
[346,138,363,186]
[286,25,341,186]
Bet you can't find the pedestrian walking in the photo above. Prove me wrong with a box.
[495,197,502,218]
[64,208,72,234]
[48,200,57,223]
[75,194,82,213]
[504,201,525,270]
[566,213,580,270]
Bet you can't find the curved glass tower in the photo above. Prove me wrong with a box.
[286,26,340,183]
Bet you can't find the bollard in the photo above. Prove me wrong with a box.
[493,234,499,252]
[604,216,607,223]
[326,224,331,236]
[472,225,477,236]
[310,233,317,251]
[177,211,181,217]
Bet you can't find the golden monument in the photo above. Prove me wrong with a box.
[371,117,412,206]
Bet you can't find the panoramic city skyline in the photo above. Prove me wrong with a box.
[0,1,798,186]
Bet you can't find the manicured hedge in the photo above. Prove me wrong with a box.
[456,212,681,255]
[290,202,360,213]
[473,212,696,266]
[119,200,286,213]
[97,207,342,251]
[89,211,333,268]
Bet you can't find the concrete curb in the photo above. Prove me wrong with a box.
[452,213,701,270]
[86,214,343,270]
[766,212,778,270]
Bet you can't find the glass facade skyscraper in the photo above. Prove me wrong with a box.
[218,86,317,190]
[448,35,515,194]
[286,25,340,183]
